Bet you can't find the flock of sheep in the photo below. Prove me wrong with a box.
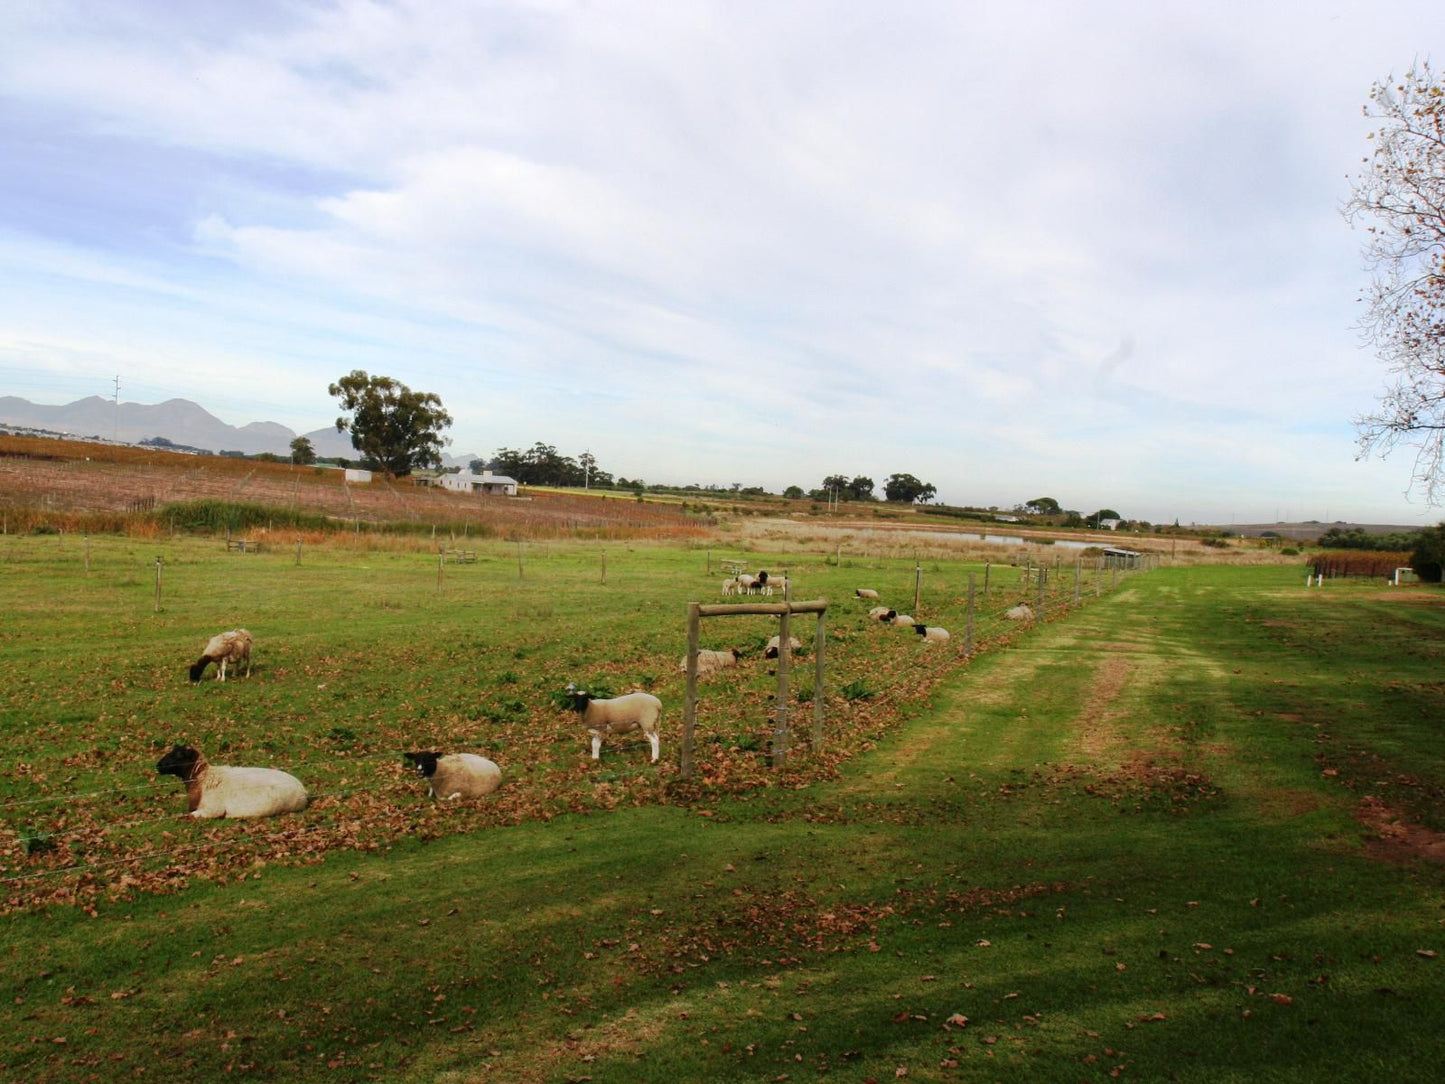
[158,568,951,821]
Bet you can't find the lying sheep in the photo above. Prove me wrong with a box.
[764,635,803,659]
[403,751,502,800]
[868,606,893,621]
[1005,604,1034,621]
[189,629,253,683]
[680,648,741,676]
[913,624,950,643]
[564,684,663,762]
[155,744,307,819]
[855,588,879,600]
[889,612,916,627]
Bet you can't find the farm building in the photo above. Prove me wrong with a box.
[1102,547,1142,569]
[344,468,372,483]
[440,469,518,496]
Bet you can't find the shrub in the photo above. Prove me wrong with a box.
[1410,523,1445,582]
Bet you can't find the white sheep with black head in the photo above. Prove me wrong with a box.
[189,629,253,683]
[913,624,950,643]
[403,751,502,800]
[155,744,307,819]
[763,635,803,659]
[564,684,664,762]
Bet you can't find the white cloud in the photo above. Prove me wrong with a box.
[1,0,1442,523]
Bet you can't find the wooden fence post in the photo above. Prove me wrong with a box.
[1074,556,1082,602]
[437,550,445,593]
[773,606,792,767]
[601,550,607,584]
[984,562,990,597]
[517,540,524,580]
[913,564,922,614]
[1037,566,1046,621]
[811,609,826,751]
[153,556,163,613]
[682,603,700,780]
[965,572,976,656]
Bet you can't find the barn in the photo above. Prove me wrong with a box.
[440,470,519,496]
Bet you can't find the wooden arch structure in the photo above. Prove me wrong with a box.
[680,597,829,779]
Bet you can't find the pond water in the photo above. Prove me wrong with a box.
[926,530,1094,550]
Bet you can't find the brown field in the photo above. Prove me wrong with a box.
[0,434,709,540]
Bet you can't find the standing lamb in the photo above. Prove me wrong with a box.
[155,744,307,819]
[189,629,253,683]
[564,684,664,762]
[403,751,502,800]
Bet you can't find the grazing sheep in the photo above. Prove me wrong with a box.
[855,588,879,600]
[889,612,916,627]
[1005,604,1034,621]
[403,751,502,800]
[764,635,803,659]
[913,624,950,643]
[680,648,741,676]
[155,744,307,819]
[868,606,893,621]
[189,629,253,683]
[564,684,664,762]
[736,573,757,595]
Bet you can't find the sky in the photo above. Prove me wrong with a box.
[1,0,1442,526]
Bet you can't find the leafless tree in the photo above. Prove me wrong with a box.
[1344,61,1445,503]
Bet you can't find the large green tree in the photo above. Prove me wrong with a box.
[289,435,316,465]
[329,370,452,476]
[1345,62,1445,503]
[883,473,936,503]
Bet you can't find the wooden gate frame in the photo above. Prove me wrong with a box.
[681,597,828,778]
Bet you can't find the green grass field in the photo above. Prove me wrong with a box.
[2,535,1441,1082]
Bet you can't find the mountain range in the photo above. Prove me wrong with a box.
[0,395,479,467]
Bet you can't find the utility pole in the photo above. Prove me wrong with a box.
[112,375,121,443]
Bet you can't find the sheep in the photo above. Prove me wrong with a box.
[155,744,307,819]
[189,629,253,683]
[1005,604,1034,621]
[855,588,879,600]
[736,574,757,594]
[753,570,788,596]
[913,624,950,643]
[764,635,803,659]
[680,648,741,676]
[868,606,893,621]
[564,684,663,762]
[403,751,502,800]
[721,577,742,596]
[889,612,916,627]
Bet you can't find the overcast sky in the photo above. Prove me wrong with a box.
[1,1,1441,524]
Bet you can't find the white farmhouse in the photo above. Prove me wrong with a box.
[440,469,519,496]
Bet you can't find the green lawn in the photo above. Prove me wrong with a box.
[2,538,1441,1082]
